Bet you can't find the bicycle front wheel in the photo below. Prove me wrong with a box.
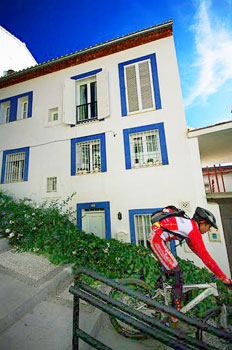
[197,306,232,350]
[109,278,152,339]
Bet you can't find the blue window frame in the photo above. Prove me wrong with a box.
[0,92,33,124]
[77,201,111,239]
[1,147,30,184]
[71,133,107,175]
[71,68,102,81]
[118,54,161,116]
[129,208,177,255]
[123,123,168,170]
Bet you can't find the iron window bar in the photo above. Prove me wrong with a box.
[47,177,57,192]
[135,214,152,248]
[75,139,101,174]
[130,130,162,167]
[4,152,25,183]
[76,101,98,124]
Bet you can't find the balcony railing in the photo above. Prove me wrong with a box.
[203,165,232,194]
[76,101,98,124]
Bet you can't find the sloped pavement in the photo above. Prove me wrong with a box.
[0,238,168,350]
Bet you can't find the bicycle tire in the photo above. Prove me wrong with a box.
[108,278,152,339]
[197,305,232,350]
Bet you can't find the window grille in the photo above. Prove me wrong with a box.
[76,139,101,173]
[178,201,191,213]
[4,152,25,183]
[47,177,57,192]
[129,129,162,167]
[125,60,154,113]
[134,214,152,248]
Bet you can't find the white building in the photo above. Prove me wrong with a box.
[0,26,37,77]
[0,20,230,277]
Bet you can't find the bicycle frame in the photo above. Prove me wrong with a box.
[179,283,218,313]
[160,283,218,313]
[148,282,219,315]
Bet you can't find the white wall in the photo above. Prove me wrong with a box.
[0,26,37,76]
[0,34,230,277]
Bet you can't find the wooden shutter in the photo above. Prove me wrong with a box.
[63,79,76,124]
[125,65,139,112]
[139,61,153,110]
[97,69,110,119]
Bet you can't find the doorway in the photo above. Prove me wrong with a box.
[77,201,111,240]
[82,209,105,239]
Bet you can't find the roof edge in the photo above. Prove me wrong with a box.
[0,20,173,88]
[188,120,232,137]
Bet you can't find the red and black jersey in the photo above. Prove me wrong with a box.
[149,216,229,283]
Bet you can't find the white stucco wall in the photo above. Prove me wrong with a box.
[0,34,230,277]
[0,26,37,77]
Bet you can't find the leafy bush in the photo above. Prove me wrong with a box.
[0,190,231,317]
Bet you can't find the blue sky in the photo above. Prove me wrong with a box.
[0,0,232,129]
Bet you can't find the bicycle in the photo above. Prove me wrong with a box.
[108,274,232,349]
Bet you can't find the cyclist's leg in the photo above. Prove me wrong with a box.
[169,266,183,319]
[149,232,183,322]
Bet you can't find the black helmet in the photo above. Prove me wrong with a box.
[193,207,218,229]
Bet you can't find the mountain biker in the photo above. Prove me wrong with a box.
[148,206,232,326]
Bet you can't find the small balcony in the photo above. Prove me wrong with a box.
[203,164,232,199]
[76,101,98,124]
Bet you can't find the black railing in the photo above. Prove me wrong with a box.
[69,268,232,350]
[76,101,98,124]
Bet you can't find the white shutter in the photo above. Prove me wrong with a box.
[125,65,139,112]
[97,70,110,119]
[139,61,153,110]
[63,78,76,124]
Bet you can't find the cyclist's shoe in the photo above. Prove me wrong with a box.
[170,318,190,333]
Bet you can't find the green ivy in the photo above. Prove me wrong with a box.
[0,190,231,317]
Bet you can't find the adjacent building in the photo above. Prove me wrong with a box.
[0,20,230,277]
[188,120,232,276]
[0,26,37,77]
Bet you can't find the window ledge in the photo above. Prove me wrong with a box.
[74,118,101,126]
[132,162,162,169]
[0,118,30,126]
[125,108,157,117]
[1,181,25,184]
[44,120,62,127]
[76,169,101,175]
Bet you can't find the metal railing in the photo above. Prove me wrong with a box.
[203,165,232,193]
[69,268,232,350]
[76,101,98,124]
